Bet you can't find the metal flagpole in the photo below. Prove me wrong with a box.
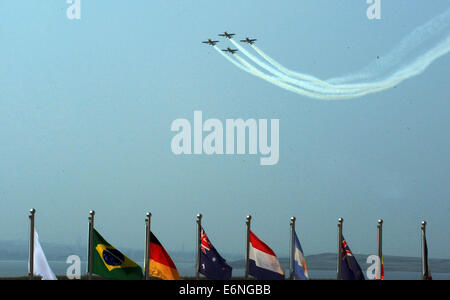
[88,210,95,280]
[245,215,252,280]
[421,221,427,280]
[144,212,152,280]
[28,208,36,280]
[290,217,296,280]
[196,214,202,280]
[377,219,383,280]
[337,218,343,280]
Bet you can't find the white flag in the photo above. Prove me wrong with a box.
[31,231,57,280]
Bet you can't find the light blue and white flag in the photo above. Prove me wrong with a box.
[293,232,309,280]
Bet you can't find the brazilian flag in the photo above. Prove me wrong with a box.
[91,229,143,280]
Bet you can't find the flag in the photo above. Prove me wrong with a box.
[199,227,232,280]
[31,230,57,280]
[92,229,143,280]
[148,231,181,280]
[376,257,384,280]
[340,236,365,280]
[293,231,309,280]
[248,231,285,280]
[423,236,432,280]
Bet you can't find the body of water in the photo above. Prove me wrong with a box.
[1,260,449,280]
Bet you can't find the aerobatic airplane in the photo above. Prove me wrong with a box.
[202,39,219,46]
[218,32,235,39]
[222,48,238,54]
[240,37,257,45]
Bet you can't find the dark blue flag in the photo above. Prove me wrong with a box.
[340,236,365,280]
[199,228,232,280]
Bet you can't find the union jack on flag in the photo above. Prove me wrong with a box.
[201,229,211,254]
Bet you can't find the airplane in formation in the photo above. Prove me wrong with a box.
[218,32,235,39]
[202,39,219,46]
[240,37,257,45]
[222,48,238,54]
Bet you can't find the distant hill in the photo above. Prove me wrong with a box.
[1,240,449,273]
[229,253,450,273]
[0,240,87,261]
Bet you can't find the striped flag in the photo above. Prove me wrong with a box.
[248,231,285,280]
[293,231,309,280]
[148,232,181,280]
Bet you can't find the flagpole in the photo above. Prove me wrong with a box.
[245,215,252,280]
[196,214,202,280]
[290,217,296,280]
[144,212,152,280]
[377,219,383,280]
[28,208,36,280]
[421,221,427,280]
[337,218,343,280]
[88,210,95,280]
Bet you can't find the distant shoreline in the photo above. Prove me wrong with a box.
[1,252,450,273]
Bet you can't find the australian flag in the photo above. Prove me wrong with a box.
[199,228,232,280]
[340,236,365,280]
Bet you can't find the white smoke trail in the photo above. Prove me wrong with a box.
[212,46,329,98]
[250,44,335,87]
[246,7,450,90]
[216,8,450,100]
[232,54,364,100]
[250,44,368,90]
[218,35,450,100]
[213,46,252,74]
[229,39,364,94]
[330,7,450,84]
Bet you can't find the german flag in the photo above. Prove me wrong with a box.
[148,232,181,280]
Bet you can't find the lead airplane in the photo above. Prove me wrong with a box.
[222,48,238,54]
[202,39,219,46]
[218,32,235,39]
[240,37,257,45]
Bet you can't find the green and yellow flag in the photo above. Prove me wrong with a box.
[91,229,143,280]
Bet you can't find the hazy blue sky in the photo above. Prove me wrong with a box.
[0,0,449,261]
